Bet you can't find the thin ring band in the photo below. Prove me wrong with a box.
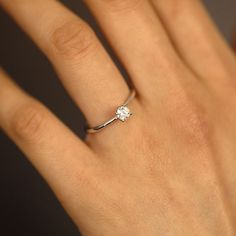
[87,89,136,134]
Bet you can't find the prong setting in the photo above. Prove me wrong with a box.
[87,90,136,133]
[116,106,131,122]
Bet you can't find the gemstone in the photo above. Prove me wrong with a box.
[116,106,131,122]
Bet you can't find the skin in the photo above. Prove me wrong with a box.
[0,0,236,235]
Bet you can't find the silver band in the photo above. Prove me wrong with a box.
[87,89,136,134]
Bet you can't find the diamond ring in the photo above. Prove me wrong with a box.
[87,89,136,134]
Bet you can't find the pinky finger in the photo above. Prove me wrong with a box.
[0,68,97,224]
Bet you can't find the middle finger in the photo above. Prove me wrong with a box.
[85,0,194,104]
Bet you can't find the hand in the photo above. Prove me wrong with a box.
[1,1,236,235]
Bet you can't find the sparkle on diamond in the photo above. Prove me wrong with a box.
[116,106,131,122]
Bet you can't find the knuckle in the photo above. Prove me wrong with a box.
[101,0,143,12]
[11,102,46,141]
[168,92,210,146]
[158,0,197,20]
[216,68,236,88]
[181,108,209,145]
[50,19,96,59]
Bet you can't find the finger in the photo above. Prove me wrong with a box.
[0,0,130,126]
[85,0,191,103]
[151,0,236,87]
[0,69,97,224]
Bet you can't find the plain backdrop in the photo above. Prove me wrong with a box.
[0,1,236,235]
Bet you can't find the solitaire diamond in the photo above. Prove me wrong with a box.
[87,90,136,133]
[116,106,131,122]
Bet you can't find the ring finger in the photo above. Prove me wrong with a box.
[0,0,131,128]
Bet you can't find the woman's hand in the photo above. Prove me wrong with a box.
[1,1,236,235]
